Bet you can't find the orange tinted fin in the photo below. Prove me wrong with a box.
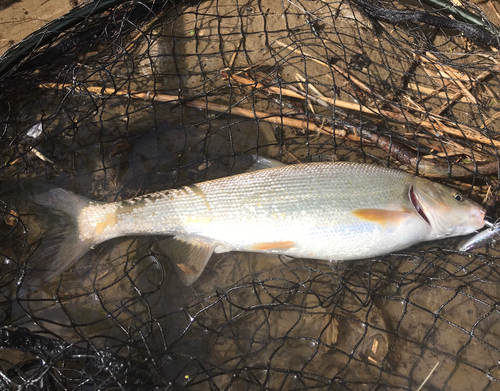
[248,241,295,251]
[352,209,412,227]
[153,235,214,286]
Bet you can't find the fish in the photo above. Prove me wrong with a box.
[20,157,485,293]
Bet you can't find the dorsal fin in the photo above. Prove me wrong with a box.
[246,155,286,172]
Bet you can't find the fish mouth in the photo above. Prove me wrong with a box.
[475,207,487,226]
[409,185,431,226]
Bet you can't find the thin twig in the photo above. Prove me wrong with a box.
[274,40,405,114]
[295,73,316,113]
[416,361,439,391]
[482,110,500,130]
[490,1,500,26]
[361,129,499,178]
[228,37,242,68]
[295,72,326,97]
[222,72,378,114]
[408,83,451,100]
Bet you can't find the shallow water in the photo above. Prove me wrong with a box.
[0,0,500,390]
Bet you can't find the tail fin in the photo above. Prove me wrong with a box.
[19,187,97,296]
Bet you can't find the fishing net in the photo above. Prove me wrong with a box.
[0,0,500,389]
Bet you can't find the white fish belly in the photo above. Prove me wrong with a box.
[206,215,430,260]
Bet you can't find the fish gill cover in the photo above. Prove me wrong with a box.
[0,0,499,389]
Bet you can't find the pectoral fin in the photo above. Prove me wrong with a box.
[153,236,214,286]
[247,241,296,251]
[352,208,412,228]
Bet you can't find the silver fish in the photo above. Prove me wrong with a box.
[22,158,485,292]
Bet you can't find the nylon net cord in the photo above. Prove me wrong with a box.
[0,0,500,390]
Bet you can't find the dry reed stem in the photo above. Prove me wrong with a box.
[421,54,500,114]
[401,94,426,112]
[387,110,500,148]
[222,72,379,115]
[224,72,304,99]
[295,72,326,97]
[483,184,492,204]
[482,110,500,129]
[408,132,492,161]
[228,38,242,68]
[273,40,500,148]
[40,83,345,137]
[295,73,316,113]
[420,53,471,81]
[227,63,500,151]
[420,66,457,106]
[432,90,470,116]
[416,361,439,391]
[282,84,331,109]
[490,1,500,25]
[407,83,454,100]
[420,55,477,104]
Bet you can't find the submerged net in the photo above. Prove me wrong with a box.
[0,0,500,389]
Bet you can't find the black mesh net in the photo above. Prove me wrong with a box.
[1,0,500,389]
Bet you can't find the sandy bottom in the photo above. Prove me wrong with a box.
[0,0,72,56]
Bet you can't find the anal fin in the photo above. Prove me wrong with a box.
[153,235,214,286]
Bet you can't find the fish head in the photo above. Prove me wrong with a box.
[410,177,485,238]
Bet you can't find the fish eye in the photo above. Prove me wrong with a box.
[454,192,463,202]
